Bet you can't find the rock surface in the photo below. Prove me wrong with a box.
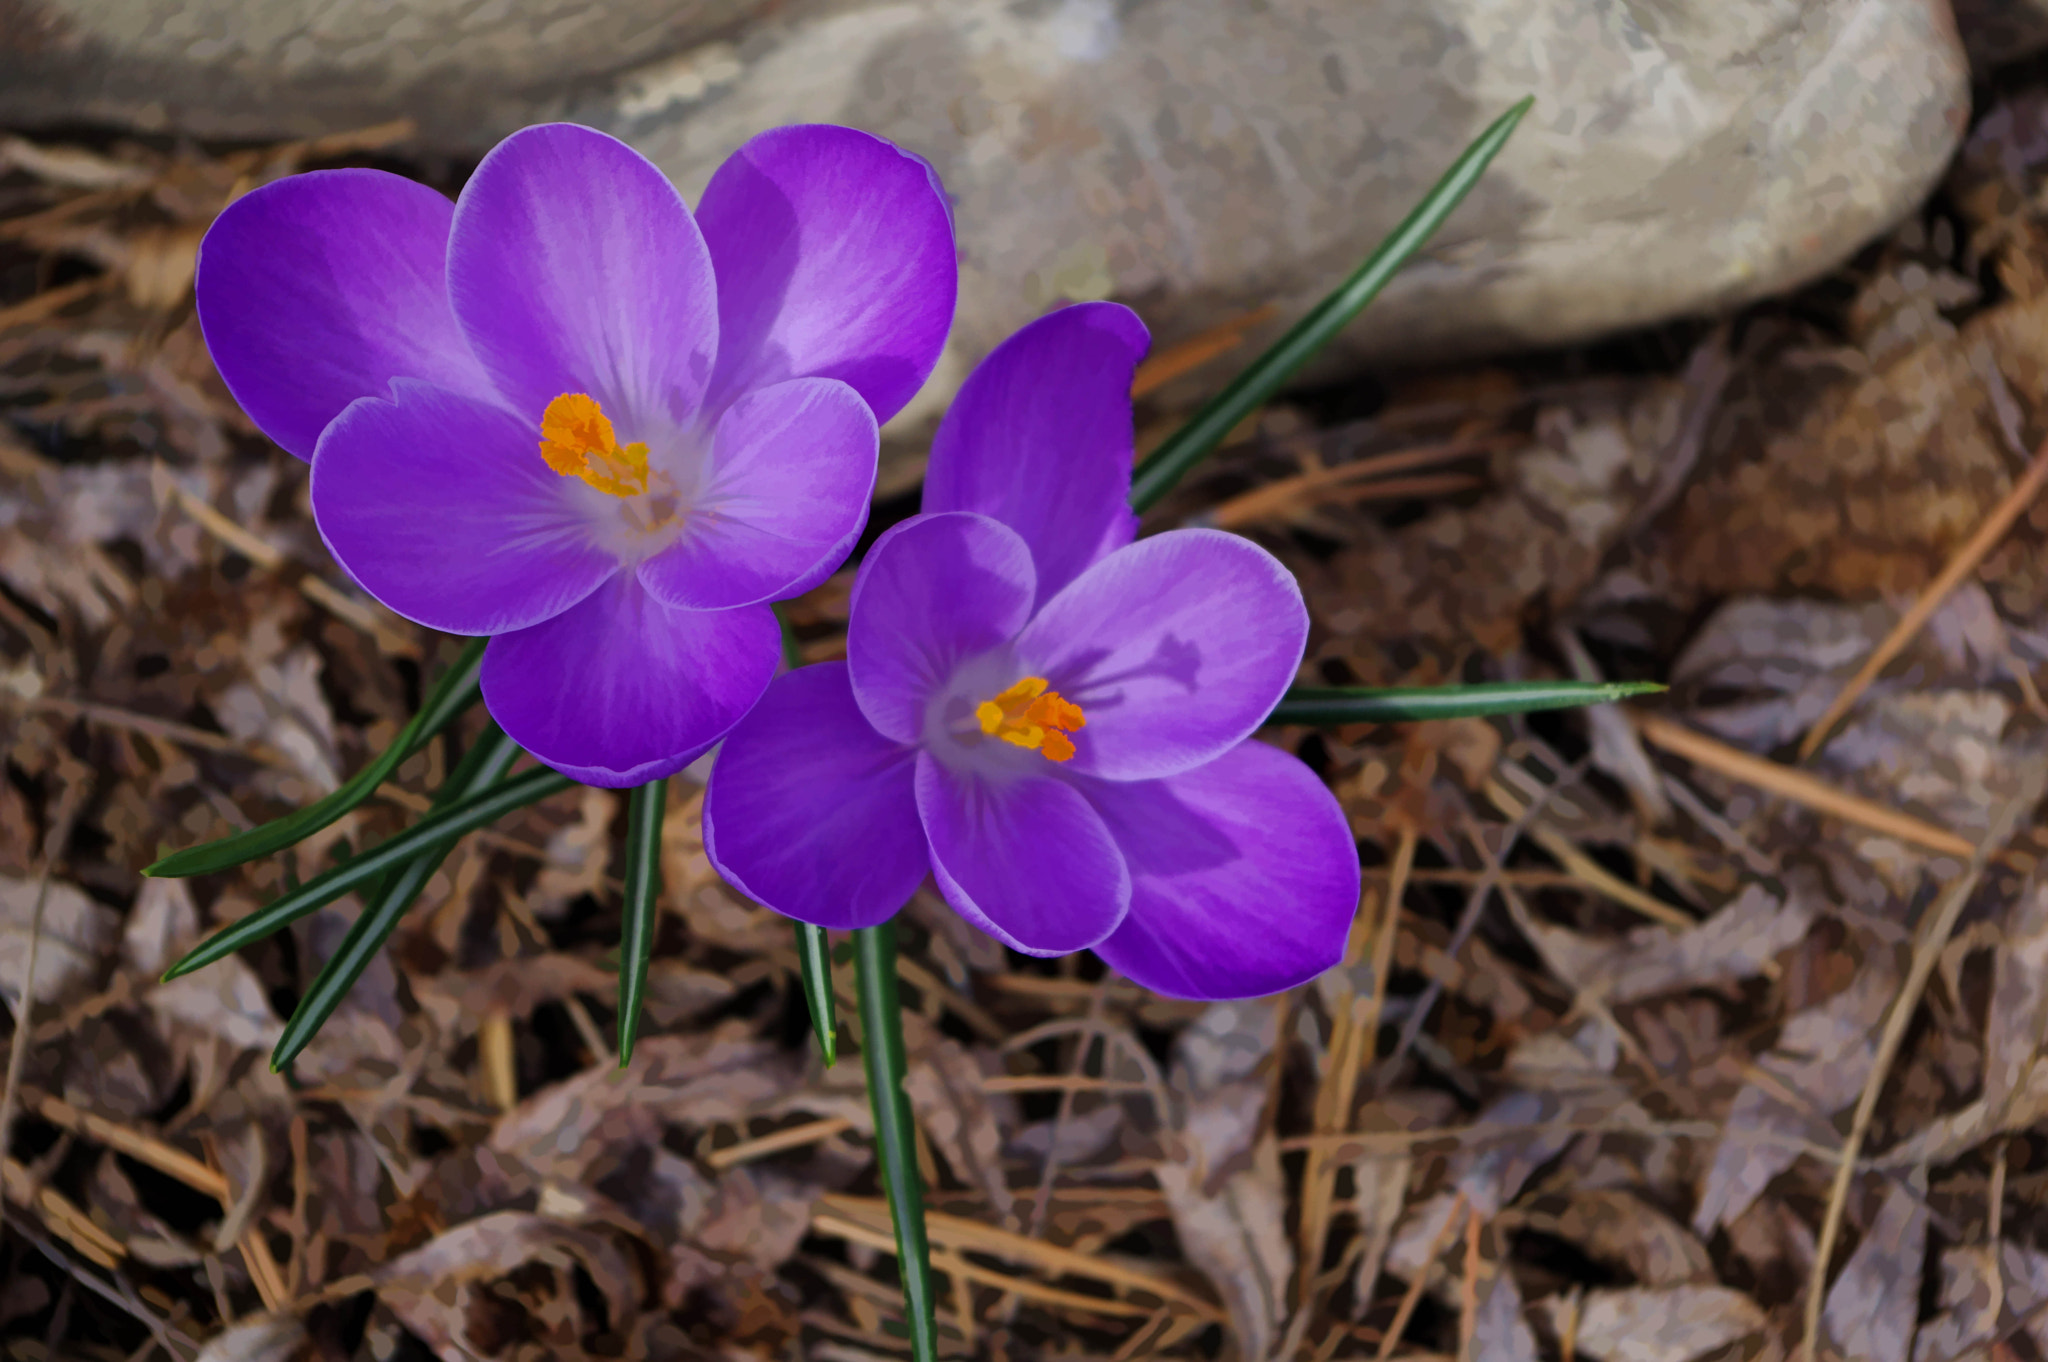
[2,0,1971,399]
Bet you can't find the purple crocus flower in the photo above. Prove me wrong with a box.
[703,303,1359,999]
[195,123,956,785]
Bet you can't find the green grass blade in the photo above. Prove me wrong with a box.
[853,920,936,1362]
[162,764,573,981]
[616,777,667,1065]
[146,637,488,877]
[270,723,520,1072]
[794,922,838,1067]
[1267,679,1663,726]
[1128,96,1533,513]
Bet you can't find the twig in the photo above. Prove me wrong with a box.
[1797,432,2048,759]
[1634,713,1975,857]
[1458,1207,1481,1362]
[1374,1192,1468,1360]
[1797,812,2016,1362]
[1202,436,1508,530]
[704,1116,854,1170]
[1131,303,1280,398]
[0,773,90,1242]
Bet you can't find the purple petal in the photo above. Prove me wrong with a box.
[637,377,877,610]
[1085,741,1359,1000]
[923,302,1148,604]
[311,380,618,634]
[847,513,1035,745]
[915,755,1128,955]
[697,124,957,424]
[448,124,717,432]
[1013,529,1306,781]
[481,578,778,787]
[703,663,924,929]
[196,169,493,460]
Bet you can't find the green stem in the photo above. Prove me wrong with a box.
[147,637,487,877]
[617,778,667,1064]
[794,922,838,1067]
[853,920,936,1362]
[1268,679,1663,726]
[1128,96,1533,513]
[163,765,574,981]
[271,723,520,1072]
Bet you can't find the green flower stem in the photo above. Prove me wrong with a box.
[163,764,574,981]
[271,722,520,1072]
[1127,96,1533,513]
[1268,679,1663,726]
[853,919,936,1362]
[147,637,487,877]
[617,777,667,1064]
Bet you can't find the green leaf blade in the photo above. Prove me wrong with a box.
[616,778,667,1065]
[1128,96,1533,513]
[146,638,488,878]
[271,723,522,1072]
[794,922,838,1067]
[853,921,937,1362]
[163,763,574,982]
[1267,679,1663,727]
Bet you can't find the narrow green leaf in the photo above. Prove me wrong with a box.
[853,920,937,1362]
[271,723,520,1072]
[616,777,667,1065]
[1128,96,1533,513]
[1267,679,1663,726]
[163,764,574,981]
[147,637,488,877]
[794,922,838,1067]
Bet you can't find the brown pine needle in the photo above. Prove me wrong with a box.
[1131,303,1281,398]
[1797,433,2048,760]
[1634,713,1974,858]
[1206,435,1508,529]
[1374,1191,1468,1361]
[705,1116,855,1170]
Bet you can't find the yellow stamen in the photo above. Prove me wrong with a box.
[975,676,1086,762]
[539,392,651,498]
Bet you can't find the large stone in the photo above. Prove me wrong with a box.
[2,0,1970,404]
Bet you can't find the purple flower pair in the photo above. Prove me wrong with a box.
[196,123,956,785]
[704,304,1360,999]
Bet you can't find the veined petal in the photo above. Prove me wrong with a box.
[847,513,1036,745]
[481,578,778,787]
[923,302,1148,604]
[697,124,956,424]
[449,123,717,434]
[1013,530,1307,780]
[704,664,925,930]
[310,380,618,635]
[916,754,1128,956]
[196,169,493,460]
[1085,741,1359,1000]
[638,377,877,611]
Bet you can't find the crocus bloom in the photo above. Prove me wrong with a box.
[704,303,1359,999]
[195,123,956,785]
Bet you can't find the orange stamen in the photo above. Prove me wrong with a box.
[974,676,1086,762]
[539,392,651,497]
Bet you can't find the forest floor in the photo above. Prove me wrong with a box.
[7,59,2048,1362]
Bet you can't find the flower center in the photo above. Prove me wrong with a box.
[974,676,1085,763]
[539,393,651,496]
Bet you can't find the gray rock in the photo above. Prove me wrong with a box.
[2,0,1970,410]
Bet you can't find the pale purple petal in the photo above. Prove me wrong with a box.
[448,123,717,433]
[846,513,1035,745]
[1013,529,1306,780]
[637,377,876,611]
[915,755,1128,955]
[696,124,956,424]
[1085,741,1359,1000]
[196,169,493,460]
[703,664,924,930]
[481,578,778,787]
[310,380,617,634]
[923,302,1147,604]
